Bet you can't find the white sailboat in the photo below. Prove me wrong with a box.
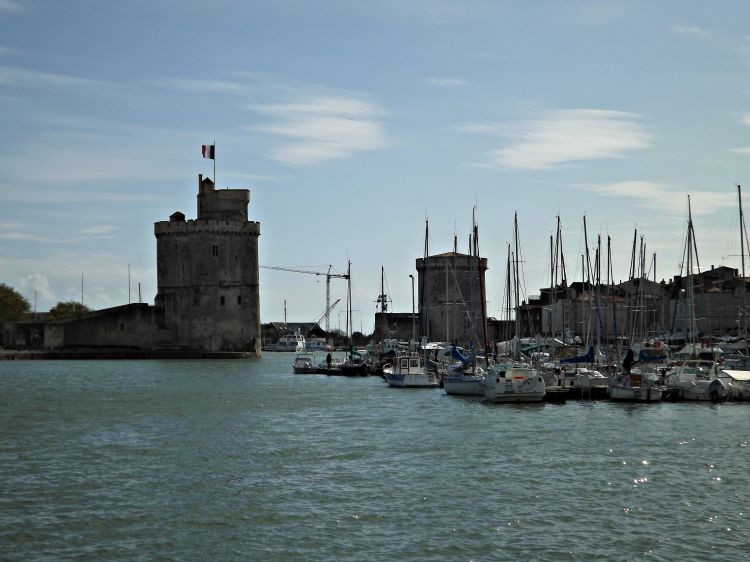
[664,196,726,401]
[484,213,545,403]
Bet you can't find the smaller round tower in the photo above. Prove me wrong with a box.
[415,252,488,347]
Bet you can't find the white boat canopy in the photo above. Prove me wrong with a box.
[720,370,750,381]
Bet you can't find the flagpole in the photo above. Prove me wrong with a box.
[213,139,216,187]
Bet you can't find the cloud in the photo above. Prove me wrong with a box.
[0,231,54,242]
[0,0,28,13]
[670,24,712,37]
[249,95,388,165]
[78,225,120,236]
[0,65,114,92]
[582,181,736,216]
[155,77,248,95]
[17,272,56,305]
[464,109,651,170]
[730,147,750,155]
[427,77,468,87]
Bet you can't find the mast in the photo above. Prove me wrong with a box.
[419,220,429,341]
[740,184,746,278]
[513,213,521,358]
[475,220,489,366]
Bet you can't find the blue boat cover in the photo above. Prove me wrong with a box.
[560,346,595,364]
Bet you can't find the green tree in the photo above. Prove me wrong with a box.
[47,301,91,320]
[0,283,31,321]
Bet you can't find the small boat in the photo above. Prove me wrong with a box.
[719,369,750,400]
[292,352,317,374]
[443,344,484,395]
[305,337,329,352]
[383,352,438,388]
[666,359,727,401]
[484,362,546,403]
[609,370,662,402]
[443,365,485,396]
[271,330,306,352]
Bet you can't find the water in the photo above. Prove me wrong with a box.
[1,355,749,561]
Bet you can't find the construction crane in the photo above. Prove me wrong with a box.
[314,298,341,328]
[260,265,349,332]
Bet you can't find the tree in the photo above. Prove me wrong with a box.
[0,284,31,321]
[47,301,91,321]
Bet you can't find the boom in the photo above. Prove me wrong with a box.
[260,265,349,331]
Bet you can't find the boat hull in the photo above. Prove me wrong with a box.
[483,366,546,403]
[609,385,662,402]
[385,372,439,388]
[444,377,484,396]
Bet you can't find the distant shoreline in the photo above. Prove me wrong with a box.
[0,350,260,361]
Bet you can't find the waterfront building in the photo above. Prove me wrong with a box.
[154,175,261,353]
[415,251,488,348]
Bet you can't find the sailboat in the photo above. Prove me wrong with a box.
[662,197,726,401]
[339,261,372,376]
[484,213,546,403]
[444,215,487,396]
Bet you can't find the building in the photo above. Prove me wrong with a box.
[2,175,262,356]
[415,251,488,347]
[154,175,261,353]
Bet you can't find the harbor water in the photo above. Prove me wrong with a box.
[1,354,749,561]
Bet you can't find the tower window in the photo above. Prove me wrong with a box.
[220,296,225,306]
[237,296,242,305]
[212,244,219,257]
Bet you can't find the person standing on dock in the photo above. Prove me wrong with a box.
[622,348,635,375]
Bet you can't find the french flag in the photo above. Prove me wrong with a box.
[201,144,215,159]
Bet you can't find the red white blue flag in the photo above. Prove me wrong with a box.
[201,144,215,159]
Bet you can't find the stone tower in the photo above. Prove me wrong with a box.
[154,175,261,354]
[415,252,488,347]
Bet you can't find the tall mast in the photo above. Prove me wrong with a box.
[475,220,489,365]
[740,184,746,278]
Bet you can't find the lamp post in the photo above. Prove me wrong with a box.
[409,274,415,348]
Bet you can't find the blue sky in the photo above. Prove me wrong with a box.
[1,0,750,332]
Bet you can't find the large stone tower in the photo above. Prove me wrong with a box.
[154,175,261,354]
[416,252,488,347]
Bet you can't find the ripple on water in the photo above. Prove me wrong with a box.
[1,358,750,561]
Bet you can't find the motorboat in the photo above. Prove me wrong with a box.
[719,369,750,400]
[609,370,662,402]
[665,359,727,401]
[271,331,305,352]
[483,362,546,403]
[383,352,438,388]
[443,363,485,396]
[292,352,317,374]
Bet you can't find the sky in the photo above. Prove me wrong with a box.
[1,0,750,333]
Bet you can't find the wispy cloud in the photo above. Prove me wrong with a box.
[0,0,28,13]
[249,95,388,165]
[0,45,22,56]
[427,77,468,87]
[581,181,735,216]
[0,65,114,92]
[670,24,712,37]
[17,272,56,305]
[463,109,651,170]
[78,225,120,236]
[155,77,248,95]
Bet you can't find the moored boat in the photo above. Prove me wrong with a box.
[383,352,438,388]
[292,352,317,374]
[483,362,546,403]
